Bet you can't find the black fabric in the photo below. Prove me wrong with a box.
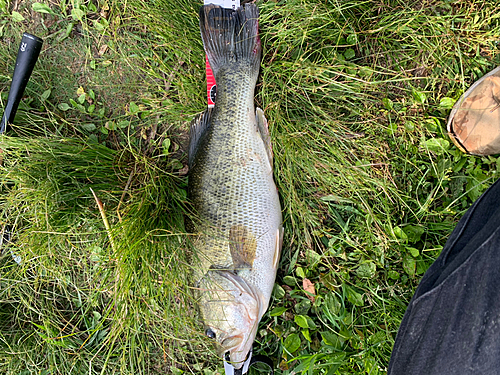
[388,178,500,375]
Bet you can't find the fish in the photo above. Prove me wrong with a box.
[188,3,283,370]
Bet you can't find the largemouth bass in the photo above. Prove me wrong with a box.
[188,3,283,369]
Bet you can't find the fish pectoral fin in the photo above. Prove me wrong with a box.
[272,226,284,270]
[256,107,273,169]
[188,108,212,169]
[229,225,257,269]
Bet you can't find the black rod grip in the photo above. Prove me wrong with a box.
[0,32,43,134]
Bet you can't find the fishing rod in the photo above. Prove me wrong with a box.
[0,32,43,264]
[1,32,43,134]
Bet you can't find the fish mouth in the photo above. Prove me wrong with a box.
[220,319,259,367]
[220,334,243,355]
[223,349,252,371]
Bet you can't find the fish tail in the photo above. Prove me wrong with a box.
[199,3,261,79]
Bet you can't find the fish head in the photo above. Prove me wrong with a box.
[198,270,265,369]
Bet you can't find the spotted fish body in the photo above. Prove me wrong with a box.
[188,4,282,369]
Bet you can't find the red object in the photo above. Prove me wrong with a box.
[206,55,216,107]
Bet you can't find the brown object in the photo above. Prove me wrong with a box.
[302,278,316,302]
[448,66,500,155]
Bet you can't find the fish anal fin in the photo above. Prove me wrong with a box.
[272,226,284,270]
[229,225,257,269]
[188,108,212,169]
[256,107,273,168]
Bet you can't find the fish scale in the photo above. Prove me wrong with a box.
[190,63,279,283]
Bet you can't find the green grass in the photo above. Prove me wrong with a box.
[1,0,500,374]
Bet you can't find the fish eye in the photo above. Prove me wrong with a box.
[205,328,216,339]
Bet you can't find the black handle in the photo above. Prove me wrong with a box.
[0,32,43,134]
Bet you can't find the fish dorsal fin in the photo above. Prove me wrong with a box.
[188,109,212,169]
[255,107,273,168]
[229,225,257,270]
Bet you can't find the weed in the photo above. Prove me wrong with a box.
[1,0,500,374]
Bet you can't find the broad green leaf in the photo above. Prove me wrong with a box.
[306,249,321,269]
[295,266,306,279]
[269,306,287,317]
[94,18,109,31]
[294,299,311,315]
[105,121,117,131]
[272,283,285,299]
[301,329,311,342]
[466,168,487,201]
[407,247,420,258]
[162,138,171,154]
[387,121,397,135]
[364,357,379,375]
[403,225,425,243]
[80,123,96,132]
[417,260,430,275]
[321,331,344,349]
[424,117,440,132]
[324,292,341,315]
[129,101,140,114]
[41,89,51,101]
[412,88,426,104]
[388,270,400,280]
[118,120,129,129]
[58,103,70,111]
[283,275,296,286]
[305,316,316,330]
[382,97,393,110]
[421,137,449,155]
[356,261,376,279]
[439,97,456,109]
[403,254,416,277]
[69,99,85,112]
[32,3,55,14]
[346,33,357,44]
[393,226,408,241]
[71,8,85,21]
[344,48,355,60]
[294,315,309,328]
[11,11,25,22]
[344,284,364,306]
[404,120,415,131]
[284,333,301,353]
